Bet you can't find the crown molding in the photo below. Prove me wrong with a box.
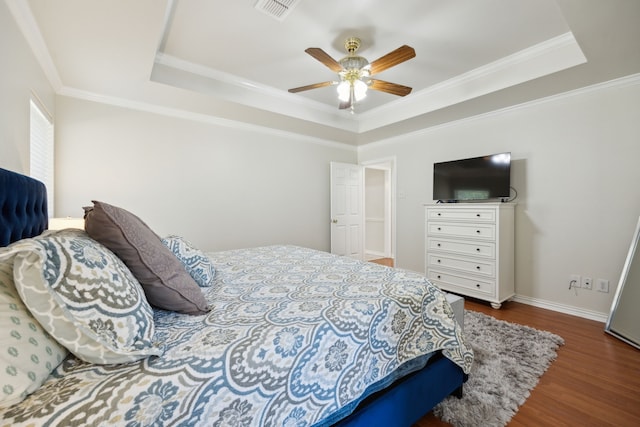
[153,32,586,136]
[152,53,359,133]
[357,32,587,133]
[358,72,640,152]
[5,0,62,91]
[57,86,357,152]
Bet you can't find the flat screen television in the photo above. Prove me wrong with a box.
[433,152,511,202]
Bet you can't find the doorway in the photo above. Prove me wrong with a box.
[362,158,396,265]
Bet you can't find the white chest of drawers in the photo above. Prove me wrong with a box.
[425,203,515,309]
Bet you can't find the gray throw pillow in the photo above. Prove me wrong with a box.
[84,200,209,315]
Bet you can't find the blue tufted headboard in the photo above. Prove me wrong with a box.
[0,167,48,247]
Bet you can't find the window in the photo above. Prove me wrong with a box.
[30,97,54,217]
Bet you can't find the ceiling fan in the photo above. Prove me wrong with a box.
[288,37,416,111]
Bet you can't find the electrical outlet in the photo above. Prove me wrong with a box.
[570,274,581,289]
[582,277,592,290]
[596,279,610,293]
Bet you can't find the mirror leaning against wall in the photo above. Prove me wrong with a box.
[605,215,640,350]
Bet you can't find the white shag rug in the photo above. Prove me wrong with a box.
[433,310,565,427]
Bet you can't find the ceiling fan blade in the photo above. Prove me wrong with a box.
[305,48,343,73]
[288,81,336,93]
[369,79,413,96]
[368,45,416,75]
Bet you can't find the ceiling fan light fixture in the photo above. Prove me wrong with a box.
[337,81,350,102]
[289,37,416,111]
[353,79,368,101]
[336,79,368,103]
[338,55,369,71]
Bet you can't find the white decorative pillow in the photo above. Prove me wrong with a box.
[11,229,163,364]
[0,256,67,406]
[161,235,215,287]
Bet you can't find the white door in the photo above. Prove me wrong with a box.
[330,162,364,260]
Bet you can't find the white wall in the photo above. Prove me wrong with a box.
[359,77,640,317]
[0,0,55,174]
[5,0,638,318]
[54,96,357,252]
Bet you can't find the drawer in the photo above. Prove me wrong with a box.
[427,222,496,240]
[427,237,495,258]
[427,208,495,222]
[427,269,495,296]
[427,254,495,277]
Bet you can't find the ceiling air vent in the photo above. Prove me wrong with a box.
[253,0,301,21]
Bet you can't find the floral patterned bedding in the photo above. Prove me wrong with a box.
[0,245,472,427]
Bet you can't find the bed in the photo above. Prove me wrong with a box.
[0,167,472,426]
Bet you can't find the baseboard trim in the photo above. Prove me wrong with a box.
[365,251,386,261]
[511,294,608,323]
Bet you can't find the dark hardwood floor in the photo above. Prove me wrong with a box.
[415,298,640,427]
[369,259,640,427]
[369,257,394,267]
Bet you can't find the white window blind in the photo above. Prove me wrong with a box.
[30,98,54,217]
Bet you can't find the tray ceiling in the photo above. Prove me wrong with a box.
[11,0,640,145]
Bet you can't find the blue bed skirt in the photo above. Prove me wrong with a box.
[333,354,465,426]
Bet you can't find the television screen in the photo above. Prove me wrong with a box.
[433,152,511,202]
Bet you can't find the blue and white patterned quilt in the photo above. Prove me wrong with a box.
[0,245,473,426]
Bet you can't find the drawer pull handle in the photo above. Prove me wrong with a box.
[476,248,481,252]
[476,230,481,234]
[476,266,481,270]
[437,259,441,263]
[437,213,441,216]
[437,227,442,231]
[476,214,480,217]
[437,275,441,279]
[437,243,441,247]
[476,283,481,288]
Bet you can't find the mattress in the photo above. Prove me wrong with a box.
[0,244,472,426]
